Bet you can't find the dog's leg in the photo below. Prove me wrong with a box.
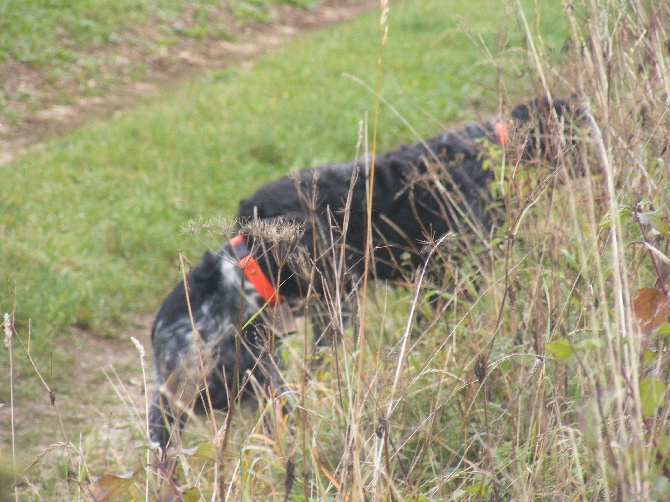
[149,389,181,451]
[309,292,355,371]
[267,348,296,417]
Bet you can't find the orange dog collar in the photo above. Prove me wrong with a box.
[494,121,508,148]
[230,234,281,306]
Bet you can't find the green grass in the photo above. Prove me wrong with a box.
[0,0,311,68]
[0,0,569,344]
[0,0,320,125]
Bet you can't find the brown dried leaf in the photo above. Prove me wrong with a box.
[88,472,135,502]
[632,287,670,333]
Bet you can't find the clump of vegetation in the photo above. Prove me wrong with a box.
[3,0,670,499]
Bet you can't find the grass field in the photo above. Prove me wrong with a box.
[2,0,670,499]
[1,0,568,344]
[0,0,318,124]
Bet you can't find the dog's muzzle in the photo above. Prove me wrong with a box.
[230,234,297,336]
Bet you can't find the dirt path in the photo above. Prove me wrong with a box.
[0,0,379,165]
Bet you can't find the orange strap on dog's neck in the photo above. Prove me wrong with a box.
[494,121,508,148]
[229,234,281,306]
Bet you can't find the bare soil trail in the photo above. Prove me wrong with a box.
[0,0,379,165]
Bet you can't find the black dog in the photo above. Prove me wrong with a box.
[149,97,576,448]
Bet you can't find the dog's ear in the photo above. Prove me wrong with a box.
[511,101,532,122]
[239,197,264,220]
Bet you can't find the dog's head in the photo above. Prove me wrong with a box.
[508,96,584,163]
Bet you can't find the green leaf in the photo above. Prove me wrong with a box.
[638,210,670,239]
[643,348,659,367]
[600,205,631,229]
[194,441,218,461]
[657,435,670,456]
[466,484,488,495]
[640,377,666,419]
[545,338,574,361]
[183,487,202,502]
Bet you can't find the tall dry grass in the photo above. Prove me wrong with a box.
[144,1,669,499]
[216,1,670,499]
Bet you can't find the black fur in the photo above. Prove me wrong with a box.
[149,97,576,447]
[149,245,273,447]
